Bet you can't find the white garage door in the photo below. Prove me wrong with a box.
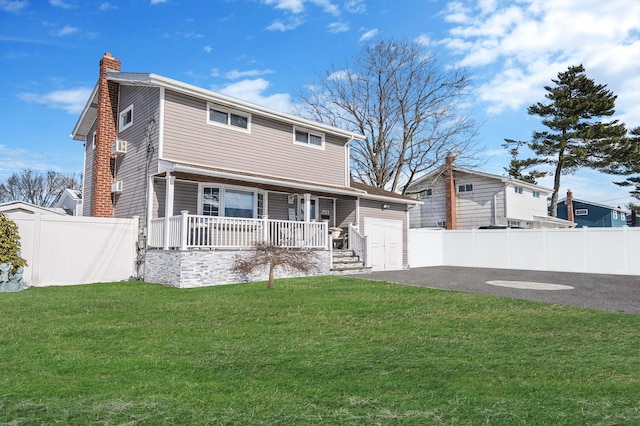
[364,217,403,271]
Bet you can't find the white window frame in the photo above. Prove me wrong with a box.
[207,102,251,133]
[575,208,588,216]
[612,210,618,219]
[198,183,264,218]
[457,183,473,193]
[293,126,325,150]
[621,212,626,221]
[514,186,523,194]
[119,104,134,132]
[420,188,433,197]
[533,191,540,198]
[91,131,96,150]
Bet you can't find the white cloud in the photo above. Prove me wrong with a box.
[18,87,93,114]
[415,34,431,46]
[216,78,294,113]
[441,0,640,127]
[49,0,72,8]
[51,25,78,37]
[263,0,304,14]
[203,45,212,53]
[99,2,117,11]
[359,28,378,42]
[0,0,28,13]
[328,22,349,33]
[327,70,351,81]
[345,0,365,14]
[266,16,304,31]
[150,0,167,4]
[262,0,339,15]
[224,69,275,79]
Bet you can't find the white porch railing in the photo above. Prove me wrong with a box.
[349,223,368,267]
[148,212,329,250]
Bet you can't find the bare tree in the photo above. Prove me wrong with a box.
[0,169,81,207]
[232,242,319,290]
[299,38,479,194]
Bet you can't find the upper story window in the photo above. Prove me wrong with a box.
[458,184,473,193]
[91,131,96,149]
[621,212,626,221]
[514,186,523,194]
[575,208,588,216]
[420,188,433,197]
[207,103,251,132]
[533,191,540,198]
[119,104,133,132]
[294,127,324,149]
[612,210,618,219]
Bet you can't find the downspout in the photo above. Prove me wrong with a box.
[445,154,457,230]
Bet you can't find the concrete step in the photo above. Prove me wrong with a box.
[330,266,372,275]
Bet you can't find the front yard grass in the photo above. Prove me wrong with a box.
[1,276,638,425]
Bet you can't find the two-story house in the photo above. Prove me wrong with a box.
[557,191,628,228]
[406,156,574,229]
[71,53,417,287]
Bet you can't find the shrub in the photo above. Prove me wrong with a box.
[0,213,27,273]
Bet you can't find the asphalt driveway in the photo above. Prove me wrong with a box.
[354,266,640,314]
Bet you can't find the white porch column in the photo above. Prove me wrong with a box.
[303,193,311,222]
[145,175,154,245]
[162,172,175,250]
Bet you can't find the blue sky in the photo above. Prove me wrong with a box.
[1,0,639,208]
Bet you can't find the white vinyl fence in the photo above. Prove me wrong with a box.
[10,212,138,286]
[409,227,640,276]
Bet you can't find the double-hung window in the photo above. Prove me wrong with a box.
[514,186,523,194]
[207,103,250,132]
[458,184,473,193]
[200,186,264,218]
[294,127,324,149]
[119,104,133,132]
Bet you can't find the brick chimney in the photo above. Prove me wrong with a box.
[566,189,574,223]
[445,154,457,230]
[93,52,121,217]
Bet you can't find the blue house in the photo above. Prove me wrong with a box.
[557,196,628,228]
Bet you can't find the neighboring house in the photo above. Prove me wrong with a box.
[70,53,418,286]
[54,188,83,216]
[557,192,628,228]
[0,201,67,218]
[406,156,575,230]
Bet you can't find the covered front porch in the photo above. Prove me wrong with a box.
[142,164,371,287]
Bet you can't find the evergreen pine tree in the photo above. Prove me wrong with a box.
[504,65,627,216]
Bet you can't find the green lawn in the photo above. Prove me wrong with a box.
[1,276,638,425]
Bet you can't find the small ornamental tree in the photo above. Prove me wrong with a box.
[232,242,318,290]
[0,213,27,273]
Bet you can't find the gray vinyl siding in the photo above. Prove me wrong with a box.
[358,199,409,267]
[152,179,198,218]
[161,90,348,187]
[82,123,96,217]
[266,192,292,221]
[410,171,506,229]
[455,173,504,229]
[112,86,161,222]
[335,198,357,230]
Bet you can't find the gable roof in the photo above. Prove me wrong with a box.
[0,201,67,216]
[406,164,553,194]
[71,71,366,143]
[558,197,628,213]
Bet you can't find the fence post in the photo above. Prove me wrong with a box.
[180,211,189,250]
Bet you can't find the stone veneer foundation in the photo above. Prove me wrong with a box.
[144,249,331,288]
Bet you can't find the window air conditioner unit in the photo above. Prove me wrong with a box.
[111,181,123,193]
[111,139,127,155]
